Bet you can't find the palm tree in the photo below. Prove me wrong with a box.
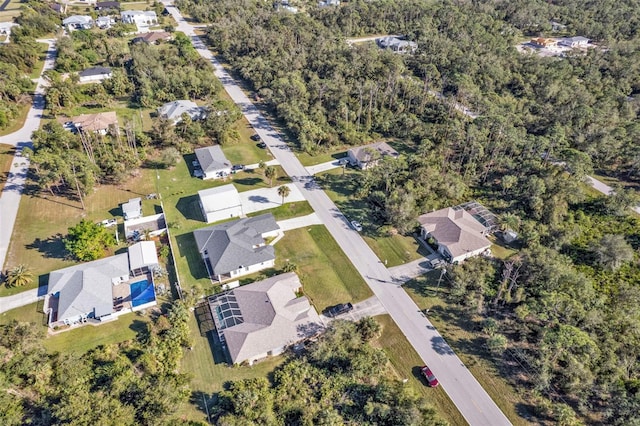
[277,185,291,205]
[5,265,34,288]
[264,166,277,187]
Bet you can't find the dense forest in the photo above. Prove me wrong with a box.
[173,0,640,422]
[0,302,194,426]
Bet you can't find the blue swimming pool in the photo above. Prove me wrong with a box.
[130,280,156,307]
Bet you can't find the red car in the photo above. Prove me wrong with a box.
[421,366,439,387]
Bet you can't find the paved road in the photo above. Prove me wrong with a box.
[0,39,57,271]
[0,288,41,314]
[164,4,511,424]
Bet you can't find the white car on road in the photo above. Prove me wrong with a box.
[350,220,362,232]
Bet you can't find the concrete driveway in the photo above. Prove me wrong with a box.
[305,159,342,175]
[239,183,305,215]
[0,288,42,314]
[321,295,387,322]
[277,213,322,231]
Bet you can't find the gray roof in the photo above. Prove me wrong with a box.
[48,254,130,322]
[63,15,93,25]
[194,214,280,275]
[348,141,399,164]
[121,197,141,218]
[208,272,323,364]
[377,36,417,51]
[79,66,112,78]
[158,100,202,122]
[194,146,231,174]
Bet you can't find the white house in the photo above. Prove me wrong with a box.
[121,10,157,32]
[157,100,204,124]
[198,184,243,223]
[78,66,112,83]
[194,213,281,282]
[96,16,115,29]
[62,15,94,30]
[417,207,491,263]
[559,36,590,48]
[207,272,323,365]
[121,197,142,220]
[376,36,417,54]
[194,146,232,180]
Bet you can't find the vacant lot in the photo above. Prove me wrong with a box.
[403,272,533,426]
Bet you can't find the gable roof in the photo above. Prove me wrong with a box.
[121,197,141,217]
[208,272,322,364]
[79,66,112,78]
[62,15,93,25]
[199,184,241,213]
[48,254,130,322]
[121,10,157,18]
[194,214,279,275]
[157,100,202,122]
[128,241,158,272]
[348,141,399,164]
[194,146,231,174]
[72,111,118,132]
[133,31,171,44]
[377,36,417,51]
[96,1,120,8]
[417,207,490,259]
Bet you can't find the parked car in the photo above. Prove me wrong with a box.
[250,134,261,141]
[257,142,267,149]
[231,164,245,173]
[350,220,363,232]
[100,219,117,227]
[325,302,354,318]
[420,366,439,387]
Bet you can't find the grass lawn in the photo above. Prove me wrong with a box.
[363,233,426,267]
[373,315,468,426]
[246,200,313,221]
[275,226,372,312]
[43,311,151,355]
[0,302,45,325]
[0,104,31,137]
[403,272,535,426]
[0,143,16,193]
[177,312,284,422]
[296,147,349,167]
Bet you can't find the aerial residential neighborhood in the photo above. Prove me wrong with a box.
[1,0,639,425]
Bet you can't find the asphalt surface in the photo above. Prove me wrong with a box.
[163,4,511,424]
[0,39,57,271]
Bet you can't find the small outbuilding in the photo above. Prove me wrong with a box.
[198,184,243,223]
[121,197,142,220]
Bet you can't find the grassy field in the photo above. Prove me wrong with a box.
[296,147,349,166]
[0,0,22,23]
[403,272,534,426]
[0,302,44,325]
[363,233,426,267]
[246,200,313,221]
[373,315,468,426]
[274,226,372,312]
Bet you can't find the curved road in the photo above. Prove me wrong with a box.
[163,3,511,425]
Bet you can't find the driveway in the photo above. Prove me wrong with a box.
[0,288,42,314]
[0,39,57,271]
[161,4,511,424]
[239,183,305,215]
[277,213,322,231]
[320,295,387,323]
[305,159,342,175]
[388,258,434,284]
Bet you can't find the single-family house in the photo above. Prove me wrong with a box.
[199,184,243,223]
[550,21,567,32]
[121,197,142,220]
[96,16,115,29]
[559,36,589,48]
[347,141,399,169]
[132,31,172,44]
[157,100,205,124]
[530,38,557,48]
[417,207,491,264]
[208,272,323,365]
[78,66,112,83]
[121,10,157,32]
[62,15,94,30]
[377,36,417,54]
[95,1,120,10]
[194,213,281,282]
[45,241,158,327]
[194,146,232,180]
[318,0,340,7]
[72,111,118,135]
[50,3,68,14]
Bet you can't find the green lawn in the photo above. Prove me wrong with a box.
[246,200,313,221]
[0,302,45,325]
[403,272,534,426]
[296,148,349,166]
[0,104,31,137]
[373,315,468,426]
[275,226,372,312]
[363,233,426,267]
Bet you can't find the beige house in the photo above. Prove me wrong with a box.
[207,272,323,365]
[418,207,491,263]
[72,111,118,135]
[347,142,399,170]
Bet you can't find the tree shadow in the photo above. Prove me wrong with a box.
[189,390,215,422]
[176,194,204,221]
[431,335,456,356]
[129,319,149,337]
[26,234,66,259]
[234,177,263,186]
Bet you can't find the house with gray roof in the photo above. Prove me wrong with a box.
[347,141,399,169]
[208,272,323,365]
[157,100,205,124]
[45,241,158,328]
[78,66,112,83]
[417,207,491,263]
[62,15,94,30]
[194,213,281,282]
[194,145,232,180]
[376,36,417,54]
[559,36,590,48]
[121,197,142,220]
